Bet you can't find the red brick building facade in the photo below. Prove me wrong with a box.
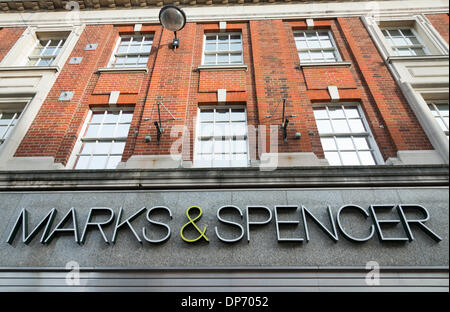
[0,1,448,170]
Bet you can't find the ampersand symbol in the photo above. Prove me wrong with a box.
[180,206,209,243]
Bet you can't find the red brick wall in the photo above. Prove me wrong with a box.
[337,17,433,156]
[426,13,449,44]
[0,27,25,62]
[12,16,435,166]
[15,25,116,161]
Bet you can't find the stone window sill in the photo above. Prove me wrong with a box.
[298,61,352,68]
[196,64,248,72]
[387,55,449,63]
[97,67,149,74]
[0,66,60,72]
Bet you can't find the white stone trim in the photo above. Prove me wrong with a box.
[118,154,183,169]
[217,89,226,103]
[259,152,329,169]
[386,150,445,165]
[0,1,448,27]
[327,86,340,102]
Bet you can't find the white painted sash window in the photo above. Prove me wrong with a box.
[195,106,249,168]
[314,104,382,166]
[294,30,341,63]
[74,109,133,169]
[28,37,67,66]
[428,100,449,139]
[0,111,21,146]
[110,35,153,68]
[202,33,243,65]
[381,28,428,56]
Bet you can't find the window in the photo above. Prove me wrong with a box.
[294,30,341,63]
[110,35,153,68]
[203,33,243,65]
[195,106,248,168]
[74,109,133,169]
[28,36,67,66]
[381,28,428,56]
[0,111,21,146]
[314,104,380,166]
[428,100,449,139]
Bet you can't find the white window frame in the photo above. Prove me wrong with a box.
[27,32,69,67]
[313,103,384,166]
[108,34,153,68]
[380,27,430,57]
[201,32,244,66]
[73,107,134,170]
[0,103,26,147]
[194,105,250,168]
[293,29,342,63]
[427,99,449,138]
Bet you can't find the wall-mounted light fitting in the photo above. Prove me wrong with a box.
[159,4,187,49]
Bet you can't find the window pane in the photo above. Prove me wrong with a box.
[411,48,425,56]
[0,126,7,138]
[231,154,248,167]
[205,43,216,51]
[332,119,350,133]
[116,124,130,137]
[200,110,214,121]
[196,154,212,167]
[232,139,247,153]
[349,119,365,133]
[397,48,412,56]
[435,104,449,115]
[85,125,99,138]
[313,108,328,119]
[75,156,90,169]
[104,111,120,123]
[214,139,230,154]
[353,137,370,150]
[200,123,214,137]
[37,58,53,66]
[111,142,126,154]
[230,53,243,63]
[341,152,360,165]
[217,54,229,64]
[89,156,108,169]
[95,142,112,154]
[336,137,354,150]
[214,153,231,168]
[215,123,230,137]
[359,151,376,165]
[299,52,310,61]
[320,138,336,151]
[231,109,246,121]
[320,40,333,49]
[81,142,96,154]
[296,41,308,49]
[215,109,229,122]
[99,124,116,137]
[91,113,105,123]
[401,29,414,37]
[344,107,360,118]
[388,29,401,37]
[204,54,216,64]
[324,152,341,165]
[120,113,133,123]
[218,43,228,51]
[199,139,213,154]
[106,156,122,169]
[328,107,345,119]
[232,122,247,136]
[316,120,332,133]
